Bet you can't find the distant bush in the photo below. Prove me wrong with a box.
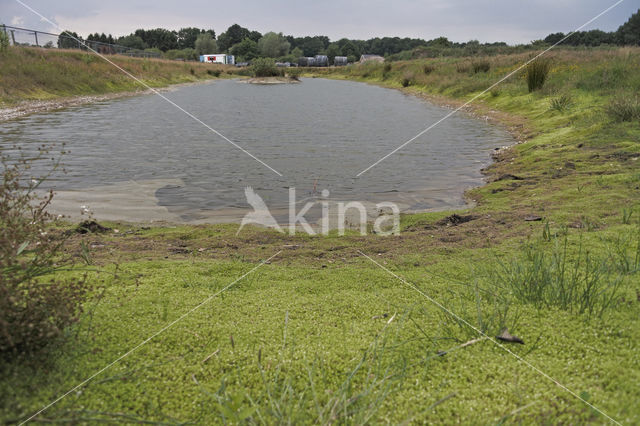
[549,93,573,112]
[287,67,302,80]
[526,58,551,92]
[401,71,414,87]
[606,95,640,122]
[207,69,222,77]
[381,63,393,80]
[472,60,490,73]
[1,146,89,354]
[1,32,10,52]
[226,67,252,77]
[423,64,436,74]
[251,57,279,77]
[164,48,196,61]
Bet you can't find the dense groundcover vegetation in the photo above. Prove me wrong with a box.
[1,43,639,423]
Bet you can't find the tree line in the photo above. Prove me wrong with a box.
[57,9,639,62]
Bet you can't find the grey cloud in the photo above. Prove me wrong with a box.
[1,0,636,43]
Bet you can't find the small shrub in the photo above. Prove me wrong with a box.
[401,71,414,87]
[190,67,195,75]
[382,63,393,80]
[0,31,9,52]
[526,58,551,92]
[549,93,573,113]
[251,57,279,77]
[456,62,470,73]
[423,64,436,74]
[490,89,501,98]
[81,54,96,64]
[606,95,640,122]
[1,146,89,354]
[207,69,221,77]
[287,67,302,80]
[472,60,490,73]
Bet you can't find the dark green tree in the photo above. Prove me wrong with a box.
[134,28,178,51]
[117,34,146,50]
[230,37,259,61]
[258,32,290,58]
[57,30,80,48]
[544,32,565,44]
[325,43,340,63]
[177,27,215,49]
[195,33,217,55]
[248,30,263,42]
[217,24,259,51]
[617,8,640,45]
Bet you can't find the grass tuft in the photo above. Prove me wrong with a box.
[489,236,623,318]
[549,93,573,112]
[606,95,640,122]
[526,58,551,92]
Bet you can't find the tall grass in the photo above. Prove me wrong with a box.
[472,60,491,73]
[526,58,551,92]
[456,61,470,73]
[606,95,640,122]
[423,64,436,74]
[605,224,640,275]
[197,313,414,424]
[489,237,622,318]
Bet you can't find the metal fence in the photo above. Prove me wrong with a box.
[0,25,161,58]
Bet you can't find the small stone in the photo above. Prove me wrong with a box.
[496,328,524,344]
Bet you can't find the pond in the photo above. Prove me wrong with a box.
[0,78,514,225]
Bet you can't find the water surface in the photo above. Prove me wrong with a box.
[0,78,513,224]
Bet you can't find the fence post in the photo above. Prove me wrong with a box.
[34,31,39,47]
[10,29,16,45]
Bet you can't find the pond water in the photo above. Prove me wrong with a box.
[0,78,514,225]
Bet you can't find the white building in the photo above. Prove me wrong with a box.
[199,54,235,65]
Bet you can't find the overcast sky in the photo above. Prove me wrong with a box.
[2,0,637,44]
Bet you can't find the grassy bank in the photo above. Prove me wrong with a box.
[1,48,639,424]
[0,47,232,105]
